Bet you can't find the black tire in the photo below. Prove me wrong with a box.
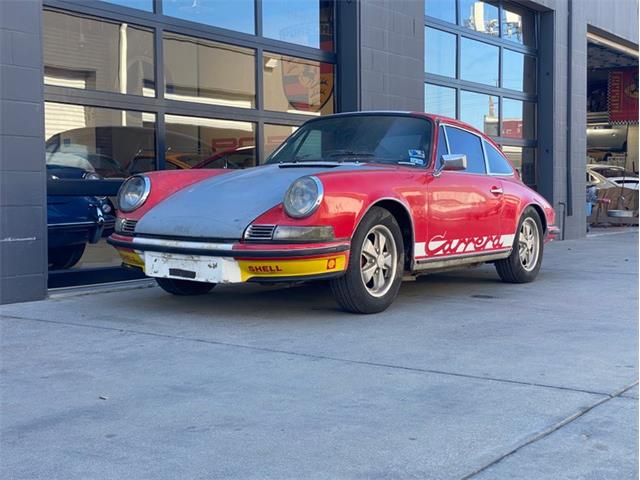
[48,244,86,270]
[495,207,544,283]
[330,207,404,314]
[156,277,216,296]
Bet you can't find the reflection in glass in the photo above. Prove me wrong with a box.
[263,53,334,115]
[263,0,334,51]
[425,27,456,78]
[164,33,255,108]
[44,102,156,178]
[502,49,536,92]
[102,0,153,11]
[163,0,254,34]
[425,0,456,23]
[460,90,499,136]
[460,37,499,86]
[459,0,499,36]
[502,98,536,140]
[43,10,155,96]
[425,83,456,118]
[502,146,536,186]
[164,114,256,170]
[45,104,155,272]
[264,124,298,161]
[502,4,535,46]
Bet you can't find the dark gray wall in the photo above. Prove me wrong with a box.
[359,0,424,110]
[0,0,48,304]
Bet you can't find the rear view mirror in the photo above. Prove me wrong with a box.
[434,154,467,176]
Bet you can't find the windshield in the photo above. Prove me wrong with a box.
[267,115,433,167]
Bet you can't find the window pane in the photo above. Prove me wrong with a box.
[425,0,456,23]
[460,37,499,86]
[163,0,254,34]
[484,140,513,174]
[502,4,536,46]
[264,124,299,161]
[459,0,499,36]
[460,90,499,136]
[425,27,456,77]
[502,146,536,186]
[445,126,486,174]
[263,53,334,115]
[164,33,255,108]
[164,114,256,170]
[43,11,155,97]
[45,103,156,178]
[101,0,152,11]
[502,49,536,93]
[425,83,456,118]
[263,0,334,51]
[502,98,536,139]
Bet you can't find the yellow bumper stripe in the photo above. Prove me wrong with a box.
[238,254,347,281]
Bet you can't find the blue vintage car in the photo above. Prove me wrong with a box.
[47,165,115,270]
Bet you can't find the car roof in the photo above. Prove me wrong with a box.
[307,111,489,137]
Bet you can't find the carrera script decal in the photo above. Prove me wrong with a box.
[415,234,515,258]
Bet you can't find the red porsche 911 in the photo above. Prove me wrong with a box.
[108,112,558,313]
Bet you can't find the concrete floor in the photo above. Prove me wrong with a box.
[1,230,638,479]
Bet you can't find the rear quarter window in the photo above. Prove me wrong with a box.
[484,141,514,175]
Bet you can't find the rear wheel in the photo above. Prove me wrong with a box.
[330,207,404,313]
[156,277,216,296]
[495,208,543,283]
[48,244,86,270]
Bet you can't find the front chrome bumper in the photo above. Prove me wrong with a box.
[107,234,350,283]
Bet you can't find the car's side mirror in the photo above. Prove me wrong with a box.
[434,154,467,177]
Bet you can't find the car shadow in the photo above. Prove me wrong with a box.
[123,266,511,320]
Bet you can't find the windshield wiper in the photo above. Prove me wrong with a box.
[326,150,375,158]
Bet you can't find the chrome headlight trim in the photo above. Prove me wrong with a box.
[117,175,151,213]
[283,176,324,219]
[272,225,335,242]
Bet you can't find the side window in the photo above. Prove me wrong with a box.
[444,126,486,174]
[484,141,514,175]
[435,126,448,168]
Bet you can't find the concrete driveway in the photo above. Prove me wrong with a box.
[1,230,638,479]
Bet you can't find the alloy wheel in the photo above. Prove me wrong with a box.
[518,217,540,272]
[360,225,397,297]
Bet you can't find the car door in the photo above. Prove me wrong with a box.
[422,125,505,259]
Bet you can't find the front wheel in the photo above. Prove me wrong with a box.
[495,208,544,283]
[48,244,86,270]
[156,277,216,296]
[330,207,404,313]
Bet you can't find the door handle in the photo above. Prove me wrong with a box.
[490,186,504,195]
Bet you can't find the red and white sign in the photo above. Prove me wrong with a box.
[608,68,639,124]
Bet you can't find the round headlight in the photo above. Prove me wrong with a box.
[83,172,102,180]
[117,175,150,213]
[283,176,323,218]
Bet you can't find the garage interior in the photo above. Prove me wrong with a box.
[586,33,639,228]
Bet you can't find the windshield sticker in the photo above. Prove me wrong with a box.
[409,156,425,166]
[408,149,425,159]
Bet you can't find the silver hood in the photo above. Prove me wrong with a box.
[134,163,375,239]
